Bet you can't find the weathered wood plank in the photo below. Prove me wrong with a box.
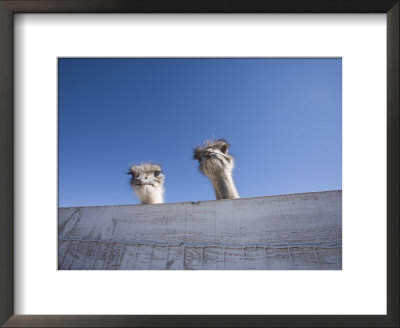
[58,190,342,270]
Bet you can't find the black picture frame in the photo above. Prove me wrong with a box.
[0,0,398,327]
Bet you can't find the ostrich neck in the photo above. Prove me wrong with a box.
[211,172,239,200]
[136,186,164,204]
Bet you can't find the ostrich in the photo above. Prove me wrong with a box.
[193,139,239,200]
[128,163,165,204]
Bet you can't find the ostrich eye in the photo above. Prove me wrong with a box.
[194,149,202,161]
[221,144,228,154]
[154,170,161,177]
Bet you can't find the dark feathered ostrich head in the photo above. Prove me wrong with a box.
[193,139,234,178]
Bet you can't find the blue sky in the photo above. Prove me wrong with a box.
[58,58,341,207]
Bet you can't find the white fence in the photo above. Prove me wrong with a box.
[58,190,342,270]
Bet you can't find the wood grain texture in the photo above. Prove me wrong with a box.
[58,190,342,270]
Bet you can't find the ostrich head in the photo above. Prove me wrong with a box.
[193,139,235,179]
[128,163,165,204]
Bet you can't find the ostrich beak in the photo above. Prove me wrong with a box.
[134,179,154,187]
[210,153,219,159]
[203,150,212,158]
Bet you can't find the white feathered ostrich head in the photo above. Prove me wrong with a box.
[128,163,165,204]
